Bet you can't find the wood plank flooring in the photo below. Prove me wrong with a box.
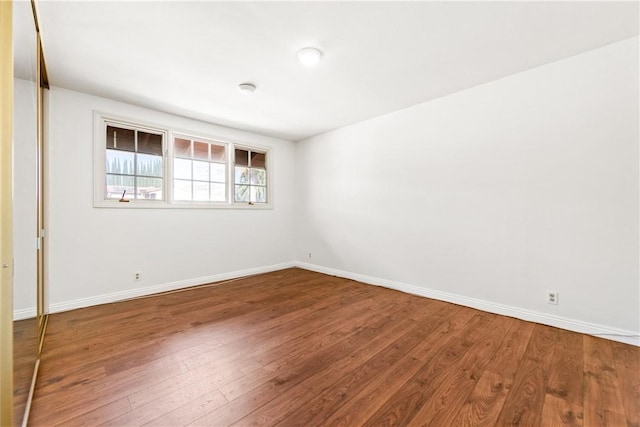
[27,268,638,426]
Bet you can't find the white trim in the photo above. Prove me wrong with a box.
[93,110,274,209]
[231,144,272,207]
[13,307,37,321]
[93,200,273,210]
[40,260,639,347]
[93,111,169,207]
[170,132,230,205]
[48,262,295,314]
[295,262,640,347]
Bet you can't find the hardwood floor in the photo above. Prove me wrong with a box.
[28,268,638,426]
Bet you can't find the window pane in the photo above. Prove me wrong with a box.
[235,166,249,184]
[174,138,191,158]
[193,160,209,181]
[194,141,209,160]
[173,179,192,201]
[210,163,225,183]
[211,183,226,202]
[138,132,163,155]
[193,181,209,201]
[174,158,192,180]
[251,186,267,203]
[235,185,250,202]
[106,174,134,199]
[235,149,249,166]
[250,168,266,185]
[137,153,163,177]
[137,177,163,200]
[106,126,134,151]
[211,144,226,162]
[251,152,266,168]
[106,149,135,175]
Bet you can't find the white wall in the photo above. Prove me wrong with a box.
[13,77,37,318]
[295,37,639,339]
[47,87,296,311]
[42,37,639,344]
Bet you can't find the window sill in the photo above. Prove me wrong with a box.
[93,200,273,210]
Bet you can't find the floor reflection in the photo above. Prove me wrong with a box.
[13,317,37,426]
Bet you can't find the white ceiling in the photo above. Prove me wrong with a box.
[35,1,638,141]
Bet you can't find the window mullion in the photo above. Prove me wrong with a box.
[165,146,170,203]
[133,130,138,199]
[190,139,194,201]
[230,145,235,204]
[207,143,212,202]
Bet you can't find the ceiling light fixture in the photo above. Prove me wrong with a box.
[238,83,256,94]
[297,47,323,67]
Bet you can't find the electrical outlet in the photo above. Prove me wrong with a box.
[134,272,141,282]
[547,291,559,305]
[308,252,312,259]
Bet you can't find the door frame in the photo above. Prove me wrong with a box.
[0,1,15,425]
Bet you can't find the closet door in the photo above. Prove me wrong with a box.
[36,31,48,353]
[0,1,15,425]
[11,0,40,425]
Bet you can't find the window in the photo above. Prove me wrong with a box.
[105,123,164,200]
[234,148,268,204]
[95,112,271,208]
[172,136,228,203]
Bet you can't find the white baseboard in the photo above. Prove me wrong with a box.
[295,261,640,347]
[39,260,640,347]
[48,262,296,315]
[13,307,36,321]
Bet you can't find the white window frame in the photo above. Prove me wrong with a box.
[93,113,168,207]
[169,132,231,206]
[93,111,273,209]
[232,144,270,206]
